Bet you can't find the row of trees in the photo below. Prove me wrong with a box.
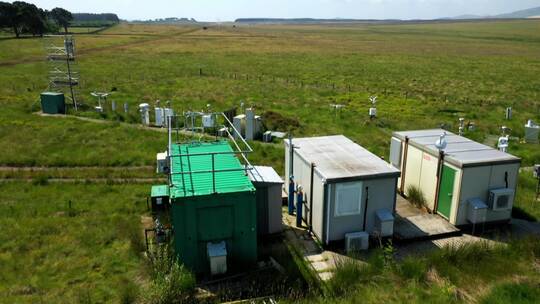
[0,1,72,37]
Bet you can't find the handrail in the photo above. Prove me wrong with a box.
[166,111,260,194]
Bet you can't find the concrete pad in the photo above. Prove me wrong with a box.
[396,195,426,217]
[311,261,331,272]
[318,272,334,281]
[394,214,460,241]
[305,254,325,262]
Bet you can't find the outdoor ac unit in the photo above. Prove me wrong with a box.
[345,231,369,253]
[488,188,514,211]
[156,151,168,174]
[374,209,394,237]
[467,198,488,224]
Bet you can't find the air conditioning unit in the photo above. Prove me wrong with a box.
[374,209,394,237]
[345,231,369,253]
[467,198,488,224]
[488,188,514,211]
[156,151,168,174]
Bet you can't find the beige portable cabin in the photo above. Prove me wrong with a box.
[390,129,521,226]
[285,135,400,245]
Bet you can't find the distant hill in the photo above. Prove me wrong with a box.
[494,6,540,18]
[447,6,540,20]
[235,18,399,24]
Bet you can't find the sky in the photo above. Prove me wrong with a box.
[29,0,540,21]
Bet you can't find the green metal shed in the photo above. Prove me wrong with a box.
[169,140,257,274]
[40,92,65,114]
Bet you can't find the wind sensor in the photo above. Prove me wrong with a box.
[90,92,110,112]
[369,96,377,119]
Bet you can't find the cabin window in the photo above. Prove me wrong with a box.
[334,182,363,217]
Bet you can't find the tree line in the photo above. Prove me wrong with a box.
[0,1,73,37]
[72,13,119,22]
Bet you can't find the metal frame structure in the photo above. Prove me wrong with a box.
[44,35,79,111]
[166,112,261,197]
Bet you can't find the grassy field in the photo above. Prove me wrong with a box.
[1,20,540,303]
[0,182,150,303]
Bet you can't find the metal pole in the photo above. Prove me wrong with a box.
[400,137,409,194]
[309,163,315,234]
[64,36,77,111]
[288,133,294,178]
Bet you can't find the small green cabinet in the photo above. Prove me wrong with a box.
[40,92,65,114]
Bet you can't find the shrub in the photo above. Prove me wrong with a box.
[398,257,428,282]
[32,174,49,186]
[118,277,139,304]
[144,245,196,304]
[327,258,367,296]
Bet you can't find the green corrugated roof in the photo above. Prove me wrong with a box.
[170,141,255,198]
[151,185,169,197]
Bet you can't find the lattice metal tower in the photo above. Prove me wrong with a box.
[44,35,80,111]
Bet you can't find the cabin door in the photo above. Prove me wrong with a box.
[437,165,456,219]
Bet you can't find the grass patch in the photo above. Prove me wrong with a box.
[0,182,150,303]
[481,282,540,304]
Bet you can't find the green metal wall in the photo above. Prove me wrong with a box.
[171,191,257,273]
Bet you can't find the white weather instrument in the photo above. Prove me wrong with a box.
[90,92,110,112]
[369,96,377,118]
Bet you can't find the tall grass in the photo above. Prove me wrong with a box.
[143,245,196,304]
[407,185,427,209]
[298,237,540,304]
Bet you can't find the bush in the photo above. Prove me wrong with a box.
[398,257,427,282]
[327,258,367,296]
[407,185,427,209]
[32,174,49,186]
[144,245,196,304]
[118,277,139,304]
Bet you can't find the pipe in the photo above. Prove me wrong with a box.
[288,133,294,178]
[288,178,295,215]
[400,137,409,194]
[325,184,331,245]
[288,133,295,215]
[296,188,303,227]
[504,171,508,188]
[433,150,445,214]
[362,187,369,231]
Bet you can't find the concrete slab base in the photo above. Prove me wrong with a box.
[394,195,461,241]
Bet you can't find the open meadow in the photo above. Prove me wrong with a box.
[1,20,540,303]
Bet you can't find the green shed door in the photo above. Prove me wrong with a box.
[437,165,456,219]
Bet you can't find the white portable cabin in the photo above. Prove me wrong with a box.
[391,129,521,226]
[284,135,400,245]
